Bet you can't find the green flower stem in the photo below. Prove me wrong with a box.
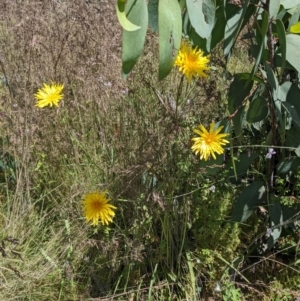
[230,138,238,181]
[175,74,184,123]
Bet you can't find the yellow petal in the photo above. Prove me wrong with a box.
[290,21,300,34]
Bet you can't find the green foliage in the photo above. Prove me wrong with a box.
[2,0,300,300]
[286,34,300,74]
[222,281,243,301]
[116,0,141,32]
[158,0,182,80]
[186,0,215,39]
[232,182,266,223]
[148,0,158,33]
[246,96,269,123]
[119,0,300,298]
[265,279,295,301]
[121,0,148,77]
[0,147,17,185]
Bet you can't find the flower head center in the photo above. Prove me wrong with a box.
[34,82,64,108]
[174,41,210,83]
[82,191,116,226]
[191,122,230,161]
[91,200,103,210]
[204,134,215,145]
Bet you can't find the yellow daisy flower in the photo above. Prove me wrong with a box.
[174,42,210,83]
[82,191,116,226]
[191,122,229,161]
[34,82,64,108]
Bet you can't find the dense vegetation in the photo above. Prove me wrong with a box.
[0,0,299,300]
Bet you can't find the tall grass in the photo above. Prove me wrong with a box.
[0,1,299,300]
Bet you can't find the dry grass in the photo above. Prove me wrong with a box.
[0,1,224,300]
[0,1,126,300]
[0,1,298,300]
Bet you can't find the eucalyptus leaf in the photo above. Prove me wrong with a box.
[286,34,300,74]
[232,182,266,223]
[224,0,250,58]
[276,19,286,75]
[279,81,291,101]
[198,154,224,175]
[274,82,289,130]
[190,27,209,54]
[117,0,141,32]
[234,71,264,83]
[249,45,295,70]
[182,9,191,35]
[186,0,215,39]
[252,120,264,131]
[280,0,300,9]
[148,0,159,33]
[233,106,246,144]
[285,83,300,127]
[269,0,280,19]
[277,7,288,20]
[216,119,231,134]
[265,63,279,101]
[282,102,300,129]
[122,0,148,77]
[210,4,226,50]
[228,74,253,114]
[158,0,182,80]
[249,10,268,81]
[286,127,300,156]
[277,156,300,174]
[288,6,300,29]
[268,200,283,250]
[282,203,300,229]
[228,152,259,183]
[246,96,269,123]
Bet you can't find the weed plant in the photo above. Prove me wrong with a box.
[0,1,299,300]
